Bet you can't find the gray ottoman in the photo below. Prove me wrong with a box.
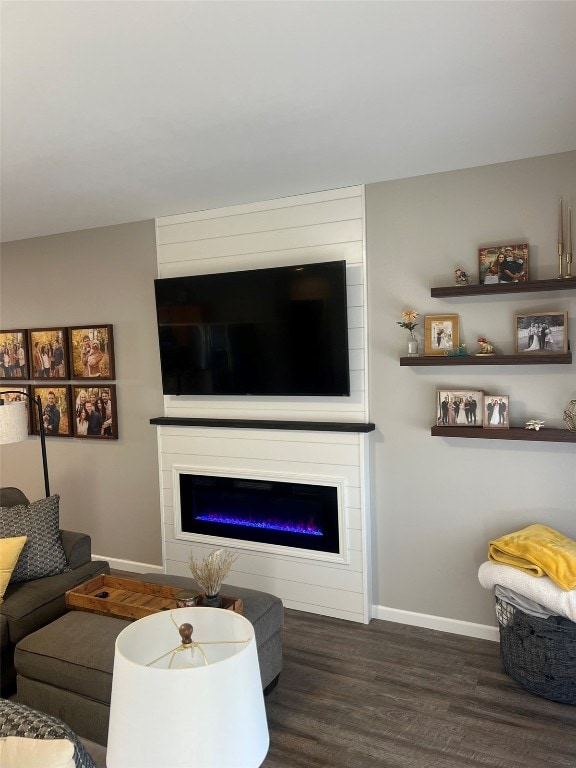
[14,579,283,746]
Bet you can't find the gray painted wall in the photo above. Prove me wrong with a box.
[366,151,575,626]
[1,152,574,626]
[0,220,164,566]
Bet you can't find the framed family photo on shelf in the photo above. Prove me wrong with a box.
[0,329,29,380]
[515,312,568,354]
[31,385,72,438]
[478,243,528,285]
[0,386,31,433]
[28,328,69,380]
[436,389,483,427]
[72,384,118,439]
[68,325,115,380]
[483,395,510,429]
[424,315,459,355]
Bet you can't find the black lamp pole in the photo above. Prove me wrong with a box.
[0,390,50,498]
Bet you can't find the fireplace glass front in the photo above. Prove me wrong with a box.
[179,473,340,554]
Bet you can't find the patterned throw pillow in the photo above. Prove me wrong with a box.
[0,495,69,583]
[0,700,95,768]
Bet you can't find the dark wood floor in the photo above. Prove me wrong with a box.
[263,609,576,768]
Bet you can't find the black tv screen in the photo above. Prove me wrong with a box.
[154,260,350,396]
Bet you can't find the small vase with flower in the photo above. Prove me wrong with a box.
[397,309,419,356]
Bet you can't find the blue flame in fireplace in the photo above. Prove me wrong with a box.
[195,512,323,536]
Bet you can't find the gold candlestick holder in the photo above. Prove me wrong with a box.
[557,242,564,279]
[565,251,576,279]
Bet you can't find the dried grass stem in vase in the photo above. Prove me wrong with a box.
[189,548,238,606]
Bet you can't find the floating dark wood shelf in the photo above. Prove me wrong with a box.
[431,426,576,443]
[150,417,376,433]
[431,278,576,298]
[400,353,572,366]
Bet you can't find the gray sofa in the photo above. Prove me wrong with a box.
[0,487,110,695]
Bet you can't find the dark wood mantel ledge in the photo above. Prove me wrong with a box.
[150,417,376,433]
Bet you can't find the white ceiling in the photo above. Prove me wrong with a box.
[2,1,575,243]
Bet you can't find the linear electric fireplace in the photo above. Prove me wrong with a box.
[178,472,341,555]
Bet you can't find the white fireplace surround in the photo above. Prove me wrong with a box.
[173,466,349,565]
[157,424,372,623]
[155,186,372,622]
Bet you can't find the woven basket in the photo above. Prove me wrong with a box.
[495,596,576,705]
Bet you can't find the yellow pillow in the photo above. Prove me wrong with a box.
[0,736,75,768]
[0,536,27,603]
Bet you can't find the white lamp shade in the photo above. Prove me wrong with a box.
[106,607,270,768]
[0,401,28,444]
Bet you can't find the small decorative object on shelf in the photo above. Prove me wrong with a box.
[476,337,495,356]
[557,198,565,279]
[397,309,419,356]
[446,344,469,357]
[557,199,575,280]
[564,400,576,431]
[566,204,575,280]
[175,590,199,608]
[189,548,238,608]
[525,420,546,431]
[454,268,470,286]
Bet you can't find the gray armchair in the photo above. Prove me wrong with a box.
[0,487,109,695]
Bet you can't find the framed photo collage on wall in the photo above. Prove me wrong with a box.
[0,325,118,440]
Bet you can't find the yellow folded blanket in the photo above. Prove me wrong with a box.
[488,524,576,591]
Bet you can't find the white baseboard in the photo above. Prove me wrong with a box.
[372,604,499,642]
[92,555,164,575]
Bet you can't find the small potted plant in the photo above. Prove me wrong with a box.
[189,548,238,607]
[397,309,419,356]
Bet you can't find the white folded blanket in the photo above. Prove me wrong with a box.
[494,585,553,620]
[478,560,576,623]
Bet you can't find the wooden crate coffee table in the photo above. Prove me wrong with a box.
[66,574,243,621]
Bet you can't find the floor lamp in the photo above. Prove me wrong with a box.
[0,391,50,497]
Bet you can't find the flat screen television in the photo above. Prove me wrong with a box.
[154,260,350,396]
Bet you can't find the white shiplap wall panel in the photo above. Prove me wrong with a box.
[158,425,362,446]
[162,394,365,423]
[157,242,364,278]
[161,459,361,490]
[154,187,372,622]
[347,306,364,329]
[157,196,364,245]
[349,349,364,372]
[160,430,359,464]
[348,327,363,350]
[164,542,364,589]
[347,283,363,307]
[158,220,363,263]
[157,186,363,226]
[163,558,366,621]
[161,441,359,469]
[156,185,367,423]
